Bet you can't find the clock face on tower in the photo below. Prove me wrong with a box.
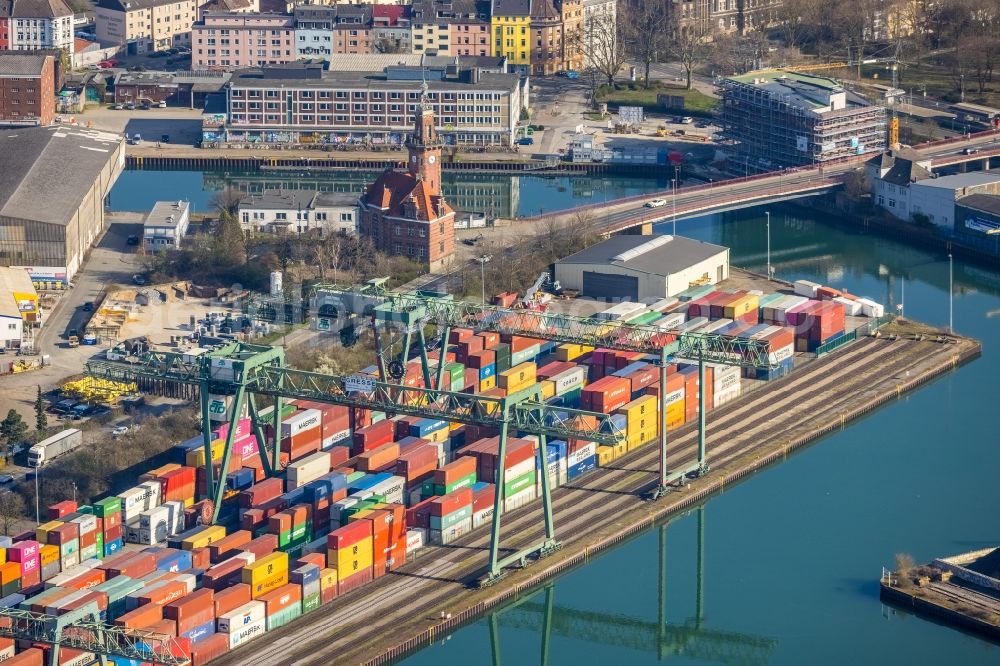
[411,155,417,163]
[428,155,436,164]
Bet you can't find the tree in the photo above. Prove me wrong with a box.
[213,211,247,268]
[668,24,710,90]
[209,187,243,219]
[584,11,627,87]
[623,3,669,88]
[373,37,405,54]
[34,386,46,436]
[0,410,28,460]
[0,491,25,535]
[314,233,345,282]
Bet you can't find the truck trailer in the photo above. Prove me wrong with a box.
[28,429,84,467]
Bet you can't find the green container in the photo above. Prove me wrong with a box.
[277,529,292,548]
[369,411,387,423]
[93,497,121,518]
[495,345,511,373]
[302,592,321,614]
[77,505,94,515]
[267,603,302,631]
[432,473,476,497]
[503,470,536,498]
[445,362,465,386]
[430,504,472,530]
[627,311,662,326]
[1,581,19,598]
[95,531,104,559]
[259,403,297,422]
[511,346,539,366]
[421,480,436,498]
[345,471,366,484]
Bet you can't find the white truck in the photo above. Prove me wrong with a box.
[28,429,84,467]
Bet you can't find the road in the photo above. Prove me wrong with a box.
[0,216,144,420]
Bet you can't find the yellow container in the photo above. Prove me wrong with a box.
[242,551,289,587]
[424,426,449,444]
[347,509,375,523]
[596,445,616,465]
[328,535,373,579]
[185,440,225,468]
[39,545,59,567]
[0,548,5,566]
[498,362,536,390]
[249,570,288,599]
[183,497,194,508]
[143,463,181,480]
[555,343,589,361]
[723,294,760,321]
[617,394,658,422]
[36,520,63,544]
[181,524,227,550]
[539,380,556,401]
[320,567,337,592]
[479,375,497,393]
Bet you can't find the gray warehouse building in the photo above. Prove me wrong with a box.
[554,234,730,301]
[0,126,125,287]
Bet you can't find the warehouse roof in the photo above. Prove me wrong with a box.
[957,193,1000,216]
[0,51,51,76]
[229,66,518,91]
[0,126,123,226]
[556,234,728,276]
[239,190,359,210]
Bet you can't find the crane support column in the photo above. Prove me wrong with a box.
[199,384,214,507]
[697,350,709,475]
[652,347,669,499]
[537,431,557,551]
[211,385,246,523]
[271,394,282,473]
[541,585,554,666]
[246,394,274,477]
[657,524,666,660]
[696,506,705,627]
[486,409,510,579]
[434,324,451,390]
[416,327,433,392]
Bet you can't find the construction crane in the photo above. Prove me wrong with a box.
[490,507,778,665]
[85,338,625,586]
[0,601,189,666]
[247,281,774,507]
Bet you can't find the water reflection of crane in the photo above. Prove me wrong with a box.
[488,507,778,665]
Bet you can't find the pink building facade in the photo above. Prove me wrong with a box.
[192,12,294,70]
[449,18,490,56]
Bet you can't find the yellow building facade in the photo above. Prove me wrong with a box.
[491,0,531,72]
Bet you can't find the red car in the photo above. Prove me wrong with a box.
[98,59,118,68]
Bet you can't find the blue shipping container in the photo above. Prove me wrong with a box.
[410,419,448,437]
[156,550,192,572]
[290,563,321,586]
[348,472,391,493]
[602,414,628,434]
[567,456,597,479]
[104,539,123,557]
[0,593,25,610]
[181,620,215,643]
[613,361,649,378]
[478,364,496,380]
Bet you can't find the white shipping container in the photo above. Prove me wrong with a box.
[164,501,185,536]
[286,452,331,488]
[46,589,87,614]
[68,515,98,534]
[430,517,473,545]
[712,366,741,393]
[644,297,679,313]
[712,386,741,408]
[118,488,148,517]
[595,301,646,321]
[567,442,597,467]
[502,486,536,513]
[770,344,794,365]
[140,505,169,529]
[664,386,685,408]
[227,616,266,649]
[217,600,266,633]
[550,367,586,395]
[472,506,494,530]
[833,296,862,316]
[794,280,820,297]
[368,476,405,504]
[176,573,197,594]
[405,527,427,553]
[138,527,164,547]
[60,551,80,571]
[138,480,162,509]
[0,640,14,660]
[504,458,534,481]
[655,312,686,330]
[62,649,97,666]
[322,429,351,450]
[233,552,256,565]
[856,297,885,318]
[124,520,141,544]
[281,409,322,437]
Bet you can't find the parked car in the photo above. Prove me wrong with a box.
[517,137,534,146]
[82,333,98,345]
[681,117,694,124]
[111,425,130,437]
[161,134,170,143]
[127,234,140,245]
[963,147,981,155]
[130,133,141,144]
[158,100,167,108]
[0,474,15,486]
[81,302,93,312]
[132,274,147,286]
[645,199,667,208]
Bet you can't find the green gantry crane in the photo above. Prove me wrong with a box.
[85,338,624,586]
[247,280,775,500]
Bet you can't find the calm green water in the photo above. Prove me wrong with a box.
[109,170,999,664]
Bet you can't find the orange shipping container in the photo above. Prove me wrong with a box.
[356,443,400,472]
[115,603,163,630]
[258,583,301,616]
[208,530,252,563]
[136,580,189,608]
[5,648,43,666]
[214,584,251,618]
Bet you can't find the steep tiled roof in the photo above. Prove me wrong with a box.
[492,0,531,17]
[10,0,72,17]
[363,169,453,221]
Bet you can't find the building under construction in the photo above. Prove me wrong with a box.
[718,70,886,168]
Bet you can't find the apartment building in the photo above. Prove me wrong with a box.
[372,4,410,54]
[331,4,371,54]
[237,190,359,235]
[491,0,529,73]
[96,0,197,53]
[410,0,452,54]
[447,0,489,56]
[0,50,55,126]
[529,0,580,75]
[7,0,73,53]
[581,0,613,69]
[192,12,294,70]
[215,60,528,147]
[293,5,333,59]
[0,3,9,49]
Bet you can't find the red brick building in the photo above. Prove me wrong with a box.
[0,3,9,50]
[359,98,455,272]
[0,50,55,126]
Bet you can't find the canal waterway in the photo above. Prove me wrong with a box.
[109,169,1000,665]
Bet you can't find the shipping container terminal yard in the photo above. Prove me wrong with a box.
[0,268,980,666]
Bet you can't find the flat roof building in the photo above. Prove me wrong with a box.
[238,189,359,235]
[554,234,730,301]
[144,200,190,250]
[718,70,887,168]
[0,126,125,287]
[0,266,39,335]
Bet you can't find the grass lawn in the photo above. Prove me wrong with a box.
[596,81,718,115]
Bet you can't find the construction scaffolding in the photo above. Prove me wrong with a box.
[717,70,887,168]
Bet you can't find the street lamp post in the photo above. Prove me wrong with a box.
[765,211,772,279]
[948,253,953,333]
[476,254,492,305]
[671,177,677,236]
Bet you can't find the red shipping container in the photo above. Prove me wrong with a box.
[6,648,43,666]
[465,349,496,369]
[165,588,215,635]
[388,537,407,572]
[581,376,631,414]
[239,478,284,509]
[115,603,163,629]
[136,580,189,607]
[258,583,301,615]
[476,331,500,349]
[189,632,229,666]
[328,446,349,468]
[405,498,435,529]
[473,484,495,513]
[29,588,74,613]
[190,548,211,570]
[456,336,484,361]
[536,360,574,380]
[392,416,421,440]
[614,351,644,371]
[20,567,40,591]
[327,520,372,550]
[281,429,321,461]
[202,558,245,591]
[357,442,401,472]
[295,553,326,569]
[46,501,77,520]
[448,327,474,344]
[57,590,109,616]
[47,523,79,546]
[208,530,252,563]
[78,530,96,550]
[351,420,394,455]
[214,584,251,618]
[622,364,658,394]
[63,568,104,590]
[394,444,438,482]
[321,582,338,605]
[244,534,280,560]
[105,552,156,579]
[146,618,178,637]
[365,513,391,578]
[429,487,473,517]
[432,456,476,485]
[102,511,122,531]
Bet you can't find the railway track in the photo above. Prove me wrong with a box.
[927,582,1000,613]
[214,336,953,666]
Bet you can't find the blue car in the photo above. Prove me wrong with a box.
[517,137,534,146]
[565,70,580,79]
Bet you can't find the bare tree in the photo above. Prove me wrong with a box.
[0,491,25,535]
[373,37,405,54]
[668,24,710,90]
[622,3,669,88]
[314,232,345,283]
[209,187,243,218]
[584,11,627,87]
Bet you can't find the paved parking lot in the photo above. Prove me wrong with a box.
[80,106,204,146]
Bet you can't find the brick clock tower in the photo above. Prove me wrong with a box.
[359,91,455,273]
